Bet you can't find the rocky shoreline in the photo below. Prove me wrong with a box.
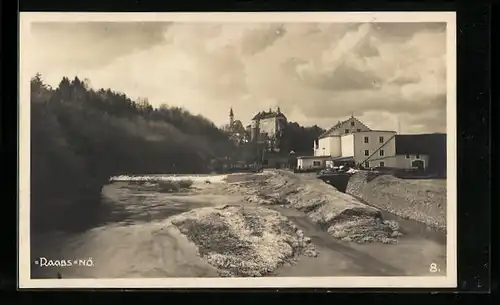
[346,171,447,232]
[228,170,403,244]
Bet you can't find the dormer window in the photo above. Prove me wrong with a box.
[345,129,349,134]
[350,121,355,127]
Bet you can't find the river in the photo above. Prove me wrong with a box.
[30,173,447,279]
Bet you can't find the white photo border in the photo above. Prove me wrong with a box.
[18,11,457,289]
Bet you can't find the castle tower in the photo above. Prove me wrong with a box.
[229,107,234,126]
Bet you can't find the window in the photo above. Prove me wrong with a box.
[313,161,321,166]
[350,121,355,127]
[356,128,361,132]
[364,136,369,143]
[405,154,410,159]
[364,162,370,168]
[416,154,420,159]
[364,150,369,156]
[379,136,384,143]
[379,161,385,167]
[345,129,349,134]
[379,149,385,156]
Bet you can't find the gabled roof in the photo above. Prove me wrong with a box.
[252,110,287,120]
[319,116,371,139]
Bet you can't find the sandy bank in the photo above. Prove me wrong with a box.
[346,172,446,231]
[169,205,318,277]
[110,174,228,184]
[226,170,401,244]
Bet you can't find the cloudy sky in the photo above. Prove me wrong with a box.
[25,21,448,133]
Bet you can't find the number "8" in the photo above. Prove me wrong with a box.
[429,263,438,272]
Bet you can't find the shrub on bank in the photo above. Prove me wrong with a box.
[157,179,193,193]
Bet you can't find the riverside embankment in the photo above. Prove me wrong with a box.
[31,171,446,279]
[346,171,447,232]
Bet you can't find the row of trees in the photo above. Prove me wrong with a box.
[278,122,325,154]
[30,74,235,231]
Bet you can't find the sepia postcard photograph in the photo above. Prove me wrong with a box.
[18,12,457,289]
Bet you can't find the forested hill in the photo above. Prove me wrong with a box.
[30,74,235,231]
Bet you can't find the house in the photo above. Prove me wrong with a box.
[314,116,371,156]
[395,133,447,175]
[296,155,332,170]
[299,115,446,172]
[250,107,287,145]
[262,152,292,169]
[311,116,396,168]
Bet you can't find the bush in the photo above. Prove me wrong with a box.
[178,179,194,189]
[158,179,193,193]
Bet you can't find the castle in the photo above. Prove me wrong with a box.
[225,107,288,151]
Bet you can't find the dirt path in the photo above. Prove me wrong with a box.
[31,173,446,279]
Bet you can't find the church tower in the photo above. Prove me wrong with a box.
[229,107,234,127]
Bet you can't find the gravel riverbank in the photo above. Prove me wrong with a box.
[31,171,447,279]
[346,172,447,231]
[170,205,317,277]
[223,170,402,244]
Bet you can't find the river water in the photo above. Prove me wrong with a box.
[30,174,447,279]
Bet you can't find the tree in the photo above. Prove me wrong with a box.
[30,74,237,232]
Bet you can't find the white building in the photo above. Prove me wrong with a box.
[314,116,371,157]
[296,156,331,170]
[393,153,430,171]
[296,116,432,171]
[339,130,398,168]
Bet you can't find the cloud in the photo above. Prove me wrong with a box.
[25,21,448,133]
[29,22,169,70]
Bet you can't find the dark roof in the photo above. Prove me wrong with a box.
[297,155,332,159]
[395,133,447,175]
[353,130,397,133]
[252,110,287,120]
[395,133,446,154]
[331,156,355,161]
